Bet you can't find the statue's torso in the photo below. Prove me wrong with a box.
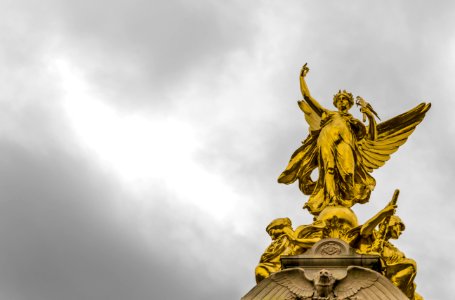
[318,111,356,146]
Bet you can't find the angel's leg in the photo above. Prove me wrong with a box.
[336,142,355,200]
[319,145,337,204]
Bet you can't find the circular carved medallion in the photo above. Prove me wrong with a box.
[319,242,342,256]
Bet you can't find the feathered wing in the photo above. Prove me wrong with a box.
[242,268,314,300]
[335,266,408,300]
[297,100,321,132]
[358,103,431,172]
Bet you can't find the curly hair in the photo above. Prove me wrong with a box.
[333,90,354,108]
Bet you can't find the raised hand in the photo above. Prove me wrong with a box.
[300,63,310,77]
[356,96,381,121]
[382,203,397,218]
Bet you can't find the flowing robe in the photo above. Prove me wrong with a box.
[279,110,376,215]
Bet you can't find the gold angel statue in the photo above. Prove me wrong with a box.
[278,64,431,215]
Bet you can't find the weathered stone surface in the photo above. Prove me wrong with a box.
[242,239,408,300]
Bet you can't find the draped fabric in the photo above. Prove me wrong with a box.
[278,102,430,216]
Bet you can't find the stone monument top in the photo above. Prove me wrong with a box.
[243,64,430,300]
[243,239,408,299]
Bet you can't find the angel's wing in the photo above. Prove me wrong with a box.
[335,266,408,299]
[241,268,314,300]
[298,100,321,132]
[358,103,431,172]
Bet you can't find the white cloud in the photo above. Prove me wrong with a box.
[54,56,258,234]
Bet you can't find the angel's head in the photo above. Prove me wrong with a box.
[333,90,354,112]
[266,217,292,239]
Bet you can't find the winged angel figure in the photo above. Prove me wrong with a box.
[242,267,408,300]
[278,64,430,215]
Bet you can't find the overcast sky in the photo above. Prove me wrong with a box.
[0,1,454,299]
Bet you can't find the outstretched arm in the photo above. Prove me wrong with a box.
[360,204,396,237]
[299,64,325,117]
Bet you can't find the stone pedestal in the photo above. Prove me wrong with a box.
[242,239,408,299]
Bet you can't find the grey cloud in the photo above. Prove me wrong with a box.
[0,138,256,300]
[4,0,259,112]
